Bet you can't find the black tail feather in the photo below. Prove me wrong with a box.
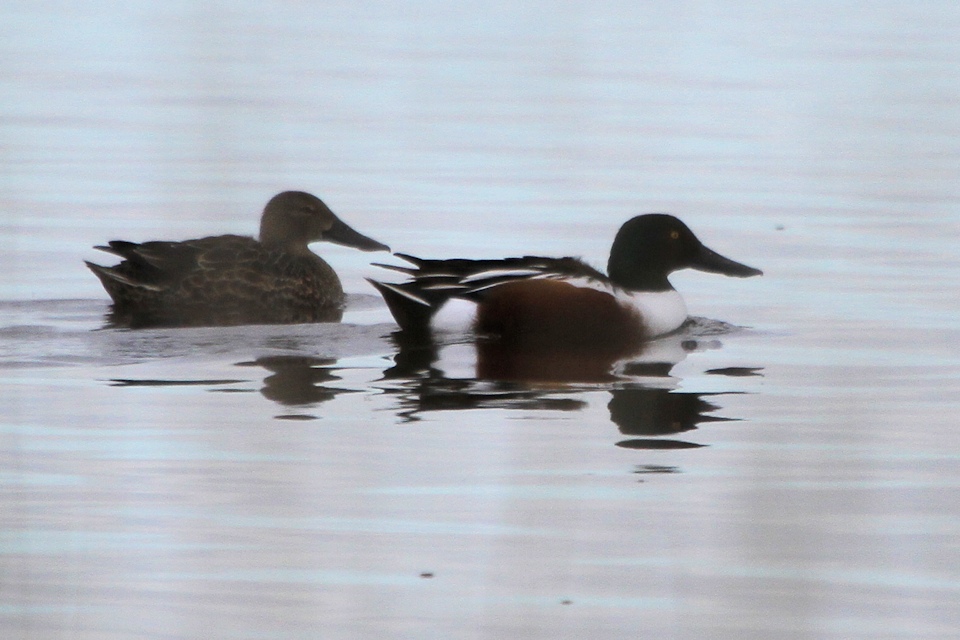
[366,279,435,334]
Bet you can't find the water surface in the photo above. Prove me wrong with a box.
[2,2,960,639]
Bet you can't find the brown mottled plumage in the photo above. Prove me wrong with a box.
[85,191,389,328]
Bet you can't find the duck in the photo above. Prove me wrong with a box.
[367,213,761,355]
[85,191,389,327]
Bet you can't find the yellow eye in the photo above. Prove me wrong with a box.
[670,230,680,240]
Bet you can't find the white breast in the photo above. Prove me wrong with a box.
[566,277,688,338]
[618,289,688,337]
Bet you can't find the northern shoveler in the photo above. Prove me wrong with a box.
[367,213,761,355]
[86,191,389,328]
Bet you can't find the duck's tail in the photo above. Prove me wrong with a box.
[365,277,436,334]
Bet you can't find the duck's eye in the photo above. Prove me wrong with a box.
[670,230,680,240]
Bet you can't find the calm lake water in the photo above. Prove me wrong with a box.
[3,2,960,639]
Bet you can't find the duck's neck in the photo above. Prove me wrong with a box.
[260,234,313,256]
[607,264,674,292]
[607,253,675,292]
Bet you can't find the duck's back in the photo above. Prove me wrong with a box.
[88,234,345,327]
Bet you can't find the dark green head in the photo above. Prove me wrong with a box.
[606,214,762,291]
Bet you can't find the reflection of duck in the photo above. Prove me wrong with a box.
[237,355,355,407]
[381,337,587,420]
[86,191,389,328]
[609,387,738,450]
[369,214,760,365]
[385,312,733,385]
[379,329,761,445]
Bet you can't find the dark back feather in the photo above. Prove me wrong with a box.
[368,253,611,332]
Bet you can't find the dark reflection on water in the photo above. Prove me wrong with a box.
[99,322,760,447]
[705,366,764,377]
[236,355,358,407]
[379,337,588,418]
[109,377,245,387]
[382,316,743,381]
[609,387,740,450]
[369,327,759,446]
[390,376,589,422]
[475,340,634,383]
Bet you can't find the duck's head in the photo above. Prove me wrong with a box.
[607,213,762,291]
[259,191,390,253]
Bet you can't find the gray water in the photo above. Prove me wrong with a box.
[2,2,960,639]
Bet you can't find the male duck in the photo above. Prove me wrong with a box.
[368,214,761,352]
[86,191,389,327]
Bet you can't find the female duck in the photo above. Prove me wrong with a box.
[86,191,389,327]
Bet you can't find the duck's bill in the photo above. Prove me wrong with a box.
[325,217,391,252]
[692,244,763,278]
